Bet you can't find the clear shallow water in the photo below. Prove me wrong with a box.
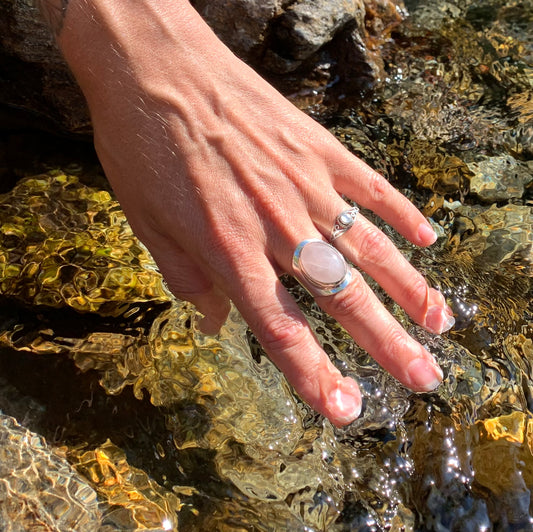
[0,0,532,530]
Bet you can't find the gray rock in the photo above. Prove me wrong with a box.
[271,0,365,64]
[194,0,367,73]
[192,0,283,59]
[468,155,533,202]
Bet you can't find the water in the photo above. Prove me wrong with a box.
[0,0,532,530]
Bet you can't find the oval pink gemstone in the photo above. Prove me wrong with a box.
[300,241,346,285]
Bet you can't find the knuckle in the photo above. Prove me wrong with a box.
[396,196,411,225]
[254,305,310,354]
[366,170,390,204]
[402,275,429,307]
[383,326,410,361]
[324,273,368,321]
[357,225,392,266]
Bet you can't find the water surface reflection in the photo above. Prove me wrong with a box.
[0,0,532,530]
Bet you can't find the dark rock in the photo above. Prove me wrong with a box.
[1,0,406,133]
[267,0,365,70]
[0,0,91,134]
[191,0,283,61]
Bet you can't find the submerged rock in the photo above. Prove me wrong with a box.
[0,172,169,315]
[458,203,533,271]
[0,414,102,531]
[68,439,182,531]
[468,155,533,203]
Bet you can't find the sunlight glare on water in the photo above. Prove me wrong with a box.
[0,0,532,529]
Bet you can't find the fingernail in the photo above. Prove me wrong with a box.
[406,357,443,392]
[418,222,437,245]
[425,305,455,334]
[327,383,362,425]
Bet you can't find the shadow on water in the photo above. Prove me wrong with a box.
[0,299,235,530]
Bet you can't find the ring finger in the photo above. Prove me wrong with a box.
[283,235,444,392]
[320,202,454,335]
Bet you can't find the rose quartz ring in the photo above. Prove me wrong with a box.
[293,239,352,296]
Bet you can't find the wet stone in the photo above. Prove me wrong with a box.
[458,203,533,270]
[468,155,533,203]
[0,172,170,316]
[0,414,102,531]
[0,0,533,529]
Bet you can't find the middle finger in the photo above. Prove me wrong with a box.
[283,234,444,393]
[315,267,444,392]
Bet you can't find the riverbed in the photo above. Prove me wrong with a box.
[0,0,532,530]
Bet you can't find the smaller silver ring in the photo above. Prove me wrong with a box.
[330,205,359,242]
[293,239,352,296]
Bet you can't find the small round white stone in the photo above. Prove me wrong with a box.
[339,212,353,226]
[300,241,346,285]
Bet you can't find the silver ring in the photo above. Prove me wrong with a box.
[293,239,352,296]
[330,205,359,242]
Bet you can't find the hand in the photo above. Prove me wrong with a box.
[54,0,454,426]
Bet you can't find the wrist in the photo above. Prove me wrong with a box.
[38,0,233,110]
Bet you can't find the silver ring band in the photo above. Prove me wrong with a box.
[330,205,359,242]
[293,239,352,296]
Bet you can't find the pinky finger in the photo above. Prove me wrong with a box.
[148,241,231,335]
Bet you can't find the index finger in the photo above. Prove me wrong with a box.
[332,152,437,247]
